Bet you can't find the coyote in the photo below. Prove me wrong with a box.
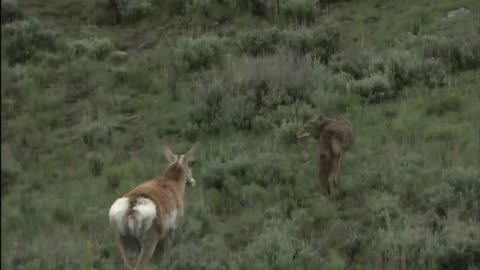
[296,115,354,195]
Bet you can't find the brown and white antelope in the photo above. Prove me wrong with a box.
[108,143,198,270]
[296,115,354,195]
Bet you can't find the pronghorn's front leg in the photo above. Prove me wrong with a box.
[133,228,160,270]
[163,229,176,252]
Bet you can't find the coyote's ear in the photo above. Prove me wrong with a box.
[314,114,327,123]
[163,144,175,163]
[184,142,199,163]
[309,114,320,121]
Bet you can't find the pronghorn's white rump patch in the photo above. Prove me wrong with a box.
[108,197,157,239]
[130,197,156,239]
[163,209,178,231]
[109,197,130,236]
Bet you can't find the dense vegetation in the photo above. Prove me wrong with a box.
[2,0,480,269]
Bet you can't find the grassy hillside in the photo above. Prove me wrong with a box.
[2,0,480,269]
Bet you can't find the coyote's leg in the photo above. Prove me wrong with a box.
[330,138,344,187]
[319,151,333,195]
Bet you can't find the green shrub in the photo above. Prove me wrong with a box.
[160,235,231,270]
[307,25,340,62]
[202,154,294,191]
[114,0,152,22]
[189,0,236,23]
[282,25,340,61]
[384,50,422,90]
[233,220,323,270]
[191,53,314,132]
[419,58,447,87]
[374,219,480,270]
[413,35,480,71]
[235,28,282,56]
[235,26,339,61]
[67,37,113,59]
[117,64,154,91]
[251,115,274,134]
[367,192,401,229]
[1,0,22,24]
[189,84,226,133]
[80,120,114,150]
[87,153,104,177]
[421,183,455,212]
[166,0,188,16]
[265,102,315,126]
[274,120,303,145]
[236,0,270,18]
[426,93,463,116]
[459,36,480,70]
[418,36,462,69]
[302,199,339,231]
[178,199,211,241]
[174,36,225,72]
[1,145,21,192]
[329,52,382,79]
[2,18,57,63]
[280,0,317,24]
[441,168,480,217]
[350,72,392,103]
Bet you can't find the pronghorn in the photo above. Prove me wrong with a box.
[296,115,354,195]
[109,143,198,270]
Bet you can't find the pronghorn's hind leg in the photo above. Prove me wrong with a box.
[115,234,133,270]
[133,228,161,270]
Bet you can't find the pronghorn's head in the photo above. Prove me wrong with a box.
[295,114,327,140]
[163,143,199,186]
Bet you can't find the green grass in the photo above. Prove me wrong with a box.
[2,0,480,269]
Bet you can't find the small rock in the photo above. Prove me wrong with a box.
[447,7,471,18]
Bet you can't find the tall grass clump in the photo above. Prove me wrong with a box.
[2,18,57,63]
[235,28,282,56]
[406,35,480,71]
[350,72,392,103]
[1,0,22,24]
[67,37,114,60]
[233,220,323,270]
[189,52,315,132]
[383,50,422,91]
[329,51,382,79]
[282,25,340,62]
[280,0,317,24]
[111,0,152,22]
[174,36,225,72]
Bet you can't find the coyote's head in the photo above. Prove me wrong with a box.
[295,114,327,139]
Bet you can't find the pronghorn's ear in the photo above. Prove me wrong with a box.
[184,142,199,163]
[163,144,175,163]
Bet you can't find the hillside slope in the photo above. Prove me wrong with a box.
[2,0,480,269]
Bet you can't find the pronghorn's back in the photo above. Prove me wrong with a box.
[109,176,185,240]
